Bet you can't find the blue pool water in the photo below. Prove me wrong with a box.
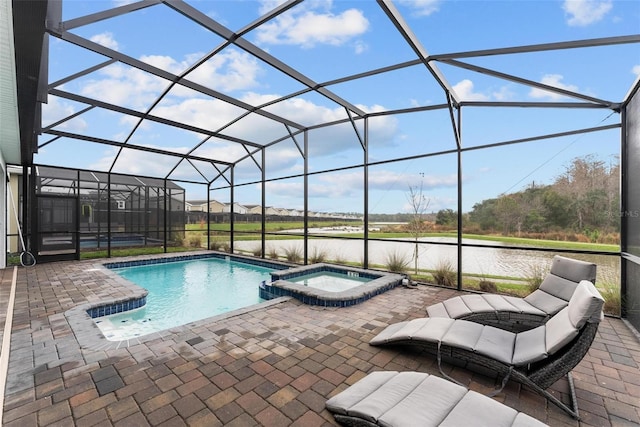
[96,258,273,340]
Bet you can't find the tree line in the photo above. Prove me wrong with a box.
[435,155,620,243]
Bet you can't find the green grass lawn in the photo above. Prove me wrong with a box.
[186,222,619,252]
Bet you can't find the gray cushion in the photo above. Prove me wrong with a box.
[537,274,579,301]
[345,372,430,423]
[463,294,496,312]
[441,320,484,351]
[372,281,604,368]
[326,371,549,427]
[524,289,568,315]
[426,302,450,318]
[439,391,520,427]
[483,294,520,311]
[502,296,546,315]
[474,326,516,364]
[369,318,456,346]
[512,325,547,365]
[567,280,604,328]
[549,255,597,283]
[442,296,473,318]
[544,308,579,355]
[377,374,468,427]
[426,256,597,324]
[368,321,411,345]
[410,318,456,342]
[326,371,398,415]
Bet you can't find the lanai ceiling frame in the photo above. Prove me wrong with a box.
[430,35,639,112]
[377,0,461,146]
[164,1,368,117]
[43,0,307,184]
[41,0,387,186]
[23,0,639,176]
[116,0,308,178]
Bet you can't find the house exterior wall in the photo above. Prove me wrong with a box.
[208,200,225,213]
[0,152,5,268]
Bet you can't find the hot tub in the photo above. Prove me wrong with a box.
[261,263,403,307]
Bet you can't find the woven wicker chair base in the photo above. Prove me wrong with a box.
[333,414,377,427]
[450,311,550,332]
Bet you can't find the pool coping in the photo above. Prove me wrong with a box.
[263,263,404,307]
[64,251,294,350]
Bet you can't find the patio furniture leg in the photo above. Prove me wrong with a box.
[516,372,580,420]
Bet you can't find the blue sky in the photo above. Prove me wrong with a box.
[38,0,639,214]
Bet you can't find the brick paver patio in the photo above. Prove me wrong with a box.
[1,253,639,426]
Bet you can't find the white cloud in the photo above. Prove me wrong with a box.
[118,115,152,132]
[452,79,489,102]
[256,168,458,204]
[264,180,303,197]
[354,40,368,55]
[80,87,398,180]
[112,0,136,6]
[153,98,248,133]
[563,0,612,27]
[633,65,640,76]
[529,74,579,100]
[90,32,119,51]
[88,142,220,181]
[193,140,254,165]
[70,42,400,181]
[41,96,88,131]
[397,0,441,17]
[184,50,262,93]
[258,0,288,15]
[492,86,515,101]
[323,169,456,195]
[255,3,369,50]
[81,95,399,181]
[264,146,302,171]
[140,49,262,94]
[78,49,262,112]
[139,54,187,74]
[450,80,513,103]
[80,63,169,110]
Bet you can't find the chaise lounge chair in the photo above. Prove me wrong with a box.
[426,255,597,331]
[369,279,604,419]
[326,371,548,426]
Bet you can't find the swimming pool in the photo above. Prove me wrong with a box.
[79,234,163,249]
[94,256,279,341]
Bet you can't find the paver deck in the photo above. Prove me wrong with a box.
[1,253,639,426]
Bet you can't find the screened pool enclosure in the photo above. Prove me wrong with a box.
[3,1,640,330]
[28,166,185,262]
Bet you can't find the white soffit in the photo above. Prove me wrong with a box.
[0,0,21,166]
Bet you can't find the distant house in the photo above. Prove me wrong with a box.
[186,200,206,212]
[245,205,262,215]
[223,203,248,215]
[265,206,281,216]
[274,208,290,217]
[206,200,225,213]
[186,199,225,213]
